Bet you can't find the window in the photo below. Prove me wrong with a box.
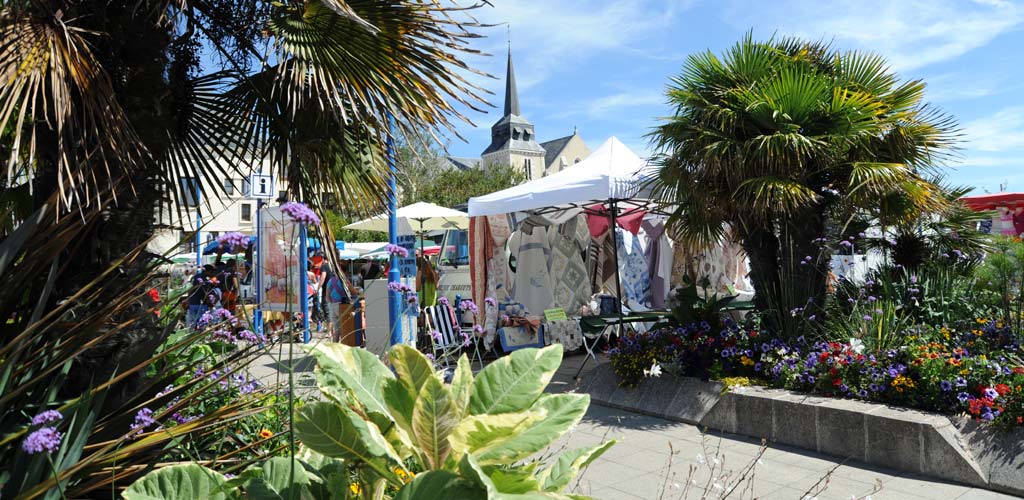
[574,157,581,164]
[179,230,196,253]
[240,203,253,223]
[524,158,532,180]
[512,128,521,140]
[278,190,288,201]
[523,130,531,140]
[222,178,235,196]
[241,178,252,197]
[179,178,199,207]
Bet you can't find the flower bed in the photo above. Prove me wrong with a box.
[609,318,1024,429]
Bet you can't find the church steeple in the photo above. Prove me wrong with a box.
[504,48,520,116]
[481,35,546,179]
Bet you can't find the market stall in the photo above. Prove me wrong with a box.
[961,192,1024,236]
[467,137,676,354]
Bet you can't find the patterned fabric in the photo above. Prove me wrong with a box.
[543,319,583,351]
[483,215,512,338]
[548,225,591,315]
[617,228,651,307]
[588,230,618,294]
[510,225,554,317]
[670,228,752,297]
[497,325,545,351]
[642,220,673,308]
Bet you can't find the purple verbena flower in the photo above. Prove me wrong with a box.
[31,410,63,426]
[22,427,62,454]
[280,202,321,226]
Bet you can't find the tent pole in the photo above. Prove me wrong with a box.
[608,200,625,337]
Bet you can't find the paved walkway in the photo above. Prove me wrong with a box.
[247,343,1021,500]
[552,355,1021,500]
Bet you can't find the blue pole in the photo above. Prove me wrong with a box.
[195,181,202,267]
[300,224,310,343]
[254,200,263,338]
[387,128,402,346]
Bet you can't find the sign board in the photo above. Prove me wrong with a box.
[544,308,568,322]
[259,206,303,312]
[249,174,276,199]
[397,234,417,278]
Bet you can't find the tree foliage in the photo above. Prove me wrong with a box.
[648,34,958,334]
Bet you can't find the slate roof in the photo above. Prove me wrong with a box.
[540,134,574,169]
[447,156,481,171]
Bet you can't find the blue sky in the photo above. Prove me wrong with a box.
[441,0,1024,193]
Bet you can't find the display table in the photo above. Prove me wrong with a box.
[578,310,674,335]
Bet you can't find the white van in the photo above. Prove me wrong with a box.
[435,228,474,321]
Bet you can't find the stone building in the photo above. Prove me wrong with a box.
[451,48,589,181]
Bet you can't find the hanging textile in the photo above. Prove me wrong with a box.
[617,228,651,307]
[510,225,554,317]
[642,220,673,308]
[585,203,647,237]
[543,320,583,351]
[469,216,489,317]
[483,215,512,338]
[548,220,591,315]
[588,230,618,294]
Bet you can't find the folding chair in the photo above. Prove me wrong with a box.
[423,304,466,368]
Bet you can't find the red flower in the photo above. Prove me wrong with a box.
[748,330,758,338]
[828,368,838,376]
[995,384,1011,396]
[1017,416,1023,425]
[1014,366,1024,375]
[832,378,843,387]
[818,352,830,362]
[147,288,161,302]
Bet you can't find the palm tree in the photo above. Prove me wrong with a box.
[648,34,957,334]
[0,0,488,496]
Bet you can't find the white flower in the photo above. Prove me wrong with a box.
[644,362,663,378]
[849,338,865,354]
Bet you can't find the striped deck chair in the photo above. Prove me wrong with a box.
[423,304,467,368]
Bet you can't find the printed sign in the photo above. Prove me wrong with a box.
[544,308,568,322]
[249,174,276,199]
[259,206,303,312]
[397,234,417,278]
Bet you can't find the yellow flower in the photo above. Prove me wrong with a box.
[960,368,970,376]
[740,356,755,367]
[394,467,413,483]
[349,482,362,495]
[976,318,988,324]
[258,429,273,439]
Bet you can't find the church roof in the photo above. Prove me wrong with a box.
[504,49,519,116]
[481,48,545,157]
[447,156,481,171]
[540,134,575,168]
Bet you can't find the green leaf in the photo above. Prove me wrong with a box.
[538,441,616,492]
[449,411,545,465]
[392,470,486,500]
[307,343,393,416]
[293,402,402,481]
[384,377,417,435]
[449,355,474,418]
[476,394,590,464]
[411,376,458,469]
[483,463,541,494]
[241,456,313,500]
[470,346,562,415]
[122,464,229,500]
[389,344,437,396]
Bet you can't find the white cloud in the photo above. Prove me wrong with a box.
[724,0,1024,72]
[961,106,1024,152]
[464,1,688,90]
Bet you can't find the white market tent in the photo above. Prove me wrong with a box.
[468,136,655,218]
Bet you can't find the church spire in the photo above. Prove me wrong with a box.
[504,47,520,116]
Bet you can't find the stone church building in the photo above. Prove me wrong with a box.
[448,50,590,181]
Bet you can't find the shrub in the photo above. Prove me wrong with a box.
[123,345,614,499]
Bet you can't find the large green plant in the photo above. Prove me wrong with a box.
[647,34,957,333]
[122,345,613,499]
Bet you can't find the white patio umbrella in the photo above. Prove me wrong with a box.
[344,201,469,253]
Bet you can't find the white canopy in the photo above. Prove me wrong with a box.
[468,136,651,217]
[344,201,469,234]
